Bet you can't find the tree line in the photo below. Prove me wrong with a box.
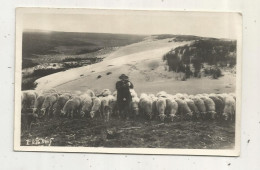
[163,39,236,79]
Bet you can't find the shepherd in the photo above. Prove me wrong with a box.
[116,74,134,119]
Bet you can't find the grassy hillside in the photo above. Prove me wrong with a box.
[21,31,147,90]
[22,31,146,68]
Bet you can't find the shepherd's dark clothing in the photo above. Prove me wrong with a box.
[116,80,134,117]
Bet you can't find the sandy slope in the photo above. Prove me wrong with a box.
[35,38,235,94]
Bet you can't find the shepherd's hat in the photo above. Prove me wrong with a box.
[119,74,129,80]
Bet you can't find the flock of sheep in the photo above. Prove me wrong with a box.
[21,88,236,125]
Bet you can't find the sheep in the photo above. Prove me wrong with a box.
[139,93,153,120]
[216,94,225,103]
[40,93,59,118]
[21,90,37,113]
[184,98,199,119]
[79,94,92,117]
[149,94,158,116]
[208,95,224,119]
[217,93,229,101]
[200,96,216,120]
[61,97,81,118]
[175,98,193,119]
[107,95,117,116]
[156,97,167,121]
[101,89,111,97]
[85,89,95,97]
[182,93,189,99]
[80,93,92,103]
[188,94,195,99]
[192,96,207,119]
[130,89,138,98]
[201,93,209,97]
[165,98,178,121]
[32,95,46,116]
[222,96,236,121]
[90,97,102,119]
[101,95,116,122]
[73,90,82,96]
[140,93,148,99]
[40,89,57,95]
[156,91,167,98]
[112,91,117,98]
[52,94,71,117]
[175,93,186,100]
[100,96,111,122]
[129,96,140,119]
[229,93,236,101]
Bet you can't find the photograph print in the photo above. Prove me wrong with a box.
[14,8,242,156]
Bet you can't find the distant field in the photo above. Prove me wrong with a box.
[22,31,147,89]
[22,31,146,66]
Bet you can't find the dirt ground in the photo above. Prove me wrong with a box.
[21,116,235,149]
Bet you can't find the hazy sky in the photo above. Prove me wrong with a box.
[21,9,241,39]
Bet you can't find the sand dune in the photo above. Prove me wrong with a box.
[35,38,235,94]
[35,39,188,89]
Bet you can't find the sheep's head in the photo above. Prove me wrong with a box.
[90,111,95,118]
[80,111,85,118]
[132,108,139,117]
[159,114,166,121]
[169,114,176,121]
[60,110,66,116]
[209,111,217,120]
[32,108,37,114]
[195,112,200,119]
[187,111,193,117]
[131,102,139,116]
[222,112,229,121]
[39,108,46,118]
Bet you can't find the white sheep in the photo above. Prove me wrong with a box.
[130,96,140,118]
[100,96,111,122]
[149,94,158,116]
[228,93,236,101]
[175,98,192,119]
[200,96,216,119]
[208,95,224,118]
[32,95,46,116]
[61,97,81,118]
[222,96,236,121]
[40,93,59,117]
[140,93,148,99]
[192,96,207,118]
[101,89,111,97]
[112,91,117,98]
[139,94,153,119]
[85,89,95,97]
[175,93,186,100]
[90,97,102,119]
[166,98,178,121]
[156,97,167,121]
[130,89,138,98]
[79,94,92,117]
[52,94,71,117]
[185,98,199,119]
[156,91,168,98]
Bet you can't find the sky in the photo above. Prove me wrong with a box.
[21,8,242,39]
